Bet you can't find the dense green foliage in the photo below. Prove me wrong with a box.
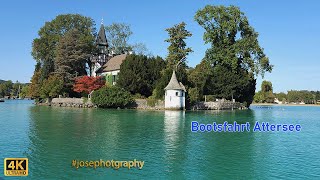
[165,22,193,68]
[205,65,256,105]
[194,5,273,77]
[0,80,29,98]
[287,90,315,104]
[29,64,42,98]
[187,61,211,102]
[55,29,93,81]
[254,81,319,104]
[20,86,30,99]
[188,87,202,104]
[91,86,133,108]
[261,81,273,93]
[254,80,275,103]
[105,23,149,55]
[274,92,287,102]
[117,55,166,97]
[0,81,13,97]
[190,5,273,107]
[40,75,64,98]
[153,22,192,99]
[188,61,256,106]
[105,23,133,54]
[30,16,150,100]
[30,14,96,98]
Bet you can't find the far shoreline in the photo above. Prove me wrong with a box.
[251,103,320,107]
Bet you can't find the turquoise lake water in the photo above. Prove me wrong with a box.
[0,100,320,179]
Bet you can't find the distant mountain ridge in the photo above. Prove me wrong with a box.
[0,79,5,83]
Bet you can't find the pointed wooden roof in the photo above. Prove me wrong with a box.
[96,23,108,46]
[164,71,186,91]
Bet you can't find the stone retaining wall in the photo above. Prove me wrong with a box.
[39,98,244,110]
[40,98,165,109]
[48,98,95,108]
[128,99,165,110]
[192,100,244,110]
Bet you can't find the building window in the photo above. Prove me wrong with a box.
[182,92,184,97]
[112,75,116,82]
[176,92,178,96]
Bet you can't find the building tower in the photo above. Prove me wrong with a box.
[91,21,109,77]
[164,71,186,110]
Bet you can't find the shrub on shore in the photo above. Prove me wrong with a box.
[91,86,133,108]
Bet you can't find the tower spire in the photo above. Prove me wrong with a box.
[101,18,104,25]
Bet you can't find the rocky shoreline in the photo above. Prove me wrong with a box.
[37,98,96,108]
[37,97,246,110]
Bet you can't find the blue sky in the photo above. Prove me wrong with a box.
[0,0,319,93]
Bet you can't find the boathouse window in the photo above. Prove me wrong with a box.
[182,92,184,97]
[176,92,178,96]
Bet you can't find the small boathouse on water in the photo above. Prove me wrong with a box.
[164,71,186,110]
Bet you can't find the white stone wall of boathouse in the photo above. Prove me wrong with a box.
[165,89,185,109]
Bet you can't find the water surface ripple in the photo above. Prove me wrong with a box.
[0,100,319,179]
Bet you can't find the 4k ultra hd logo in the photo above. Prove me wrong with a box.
[4,158,28,176]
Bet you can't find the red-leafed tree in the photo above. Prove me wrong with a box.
[73,76,105,94]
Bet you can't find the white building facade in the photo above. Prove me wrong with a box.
[96,54,127,86]
[164,71,186,110]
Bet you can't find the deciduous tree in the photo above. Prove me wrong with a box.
[31,14,96,95]
[40,75,64,98]
[55,29,93,83]
[193,5,273,106]
[105,23,133,55]
[195,5,273,77]
[73,76,105,94]
[0,81,12,97]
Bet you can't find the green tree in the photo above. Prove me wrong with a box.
[105,23,133,55]
[91,86,133,108]
[188,87,202,104]
[105,23,149,55]
[261,80,273,93]
[165,22,193,68]
[40,75,64,98]
[264,91,275,103]
[0,81,13,97]
[254,91,263,103]
[131,43,150,56]
[154,22,193,99]
[274,92,287,103]
[204,65,256,104]
[20,85,30,99]
[195,5,273,77]
[32,14,95,82]
[55,29,92,84]
[12,81,21,97]
[260,80,274,103]
[29,63,42,98]
[287,90,314,104]
[117,54,166,97]
[193,5,273,107]
[188,60,212,97]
